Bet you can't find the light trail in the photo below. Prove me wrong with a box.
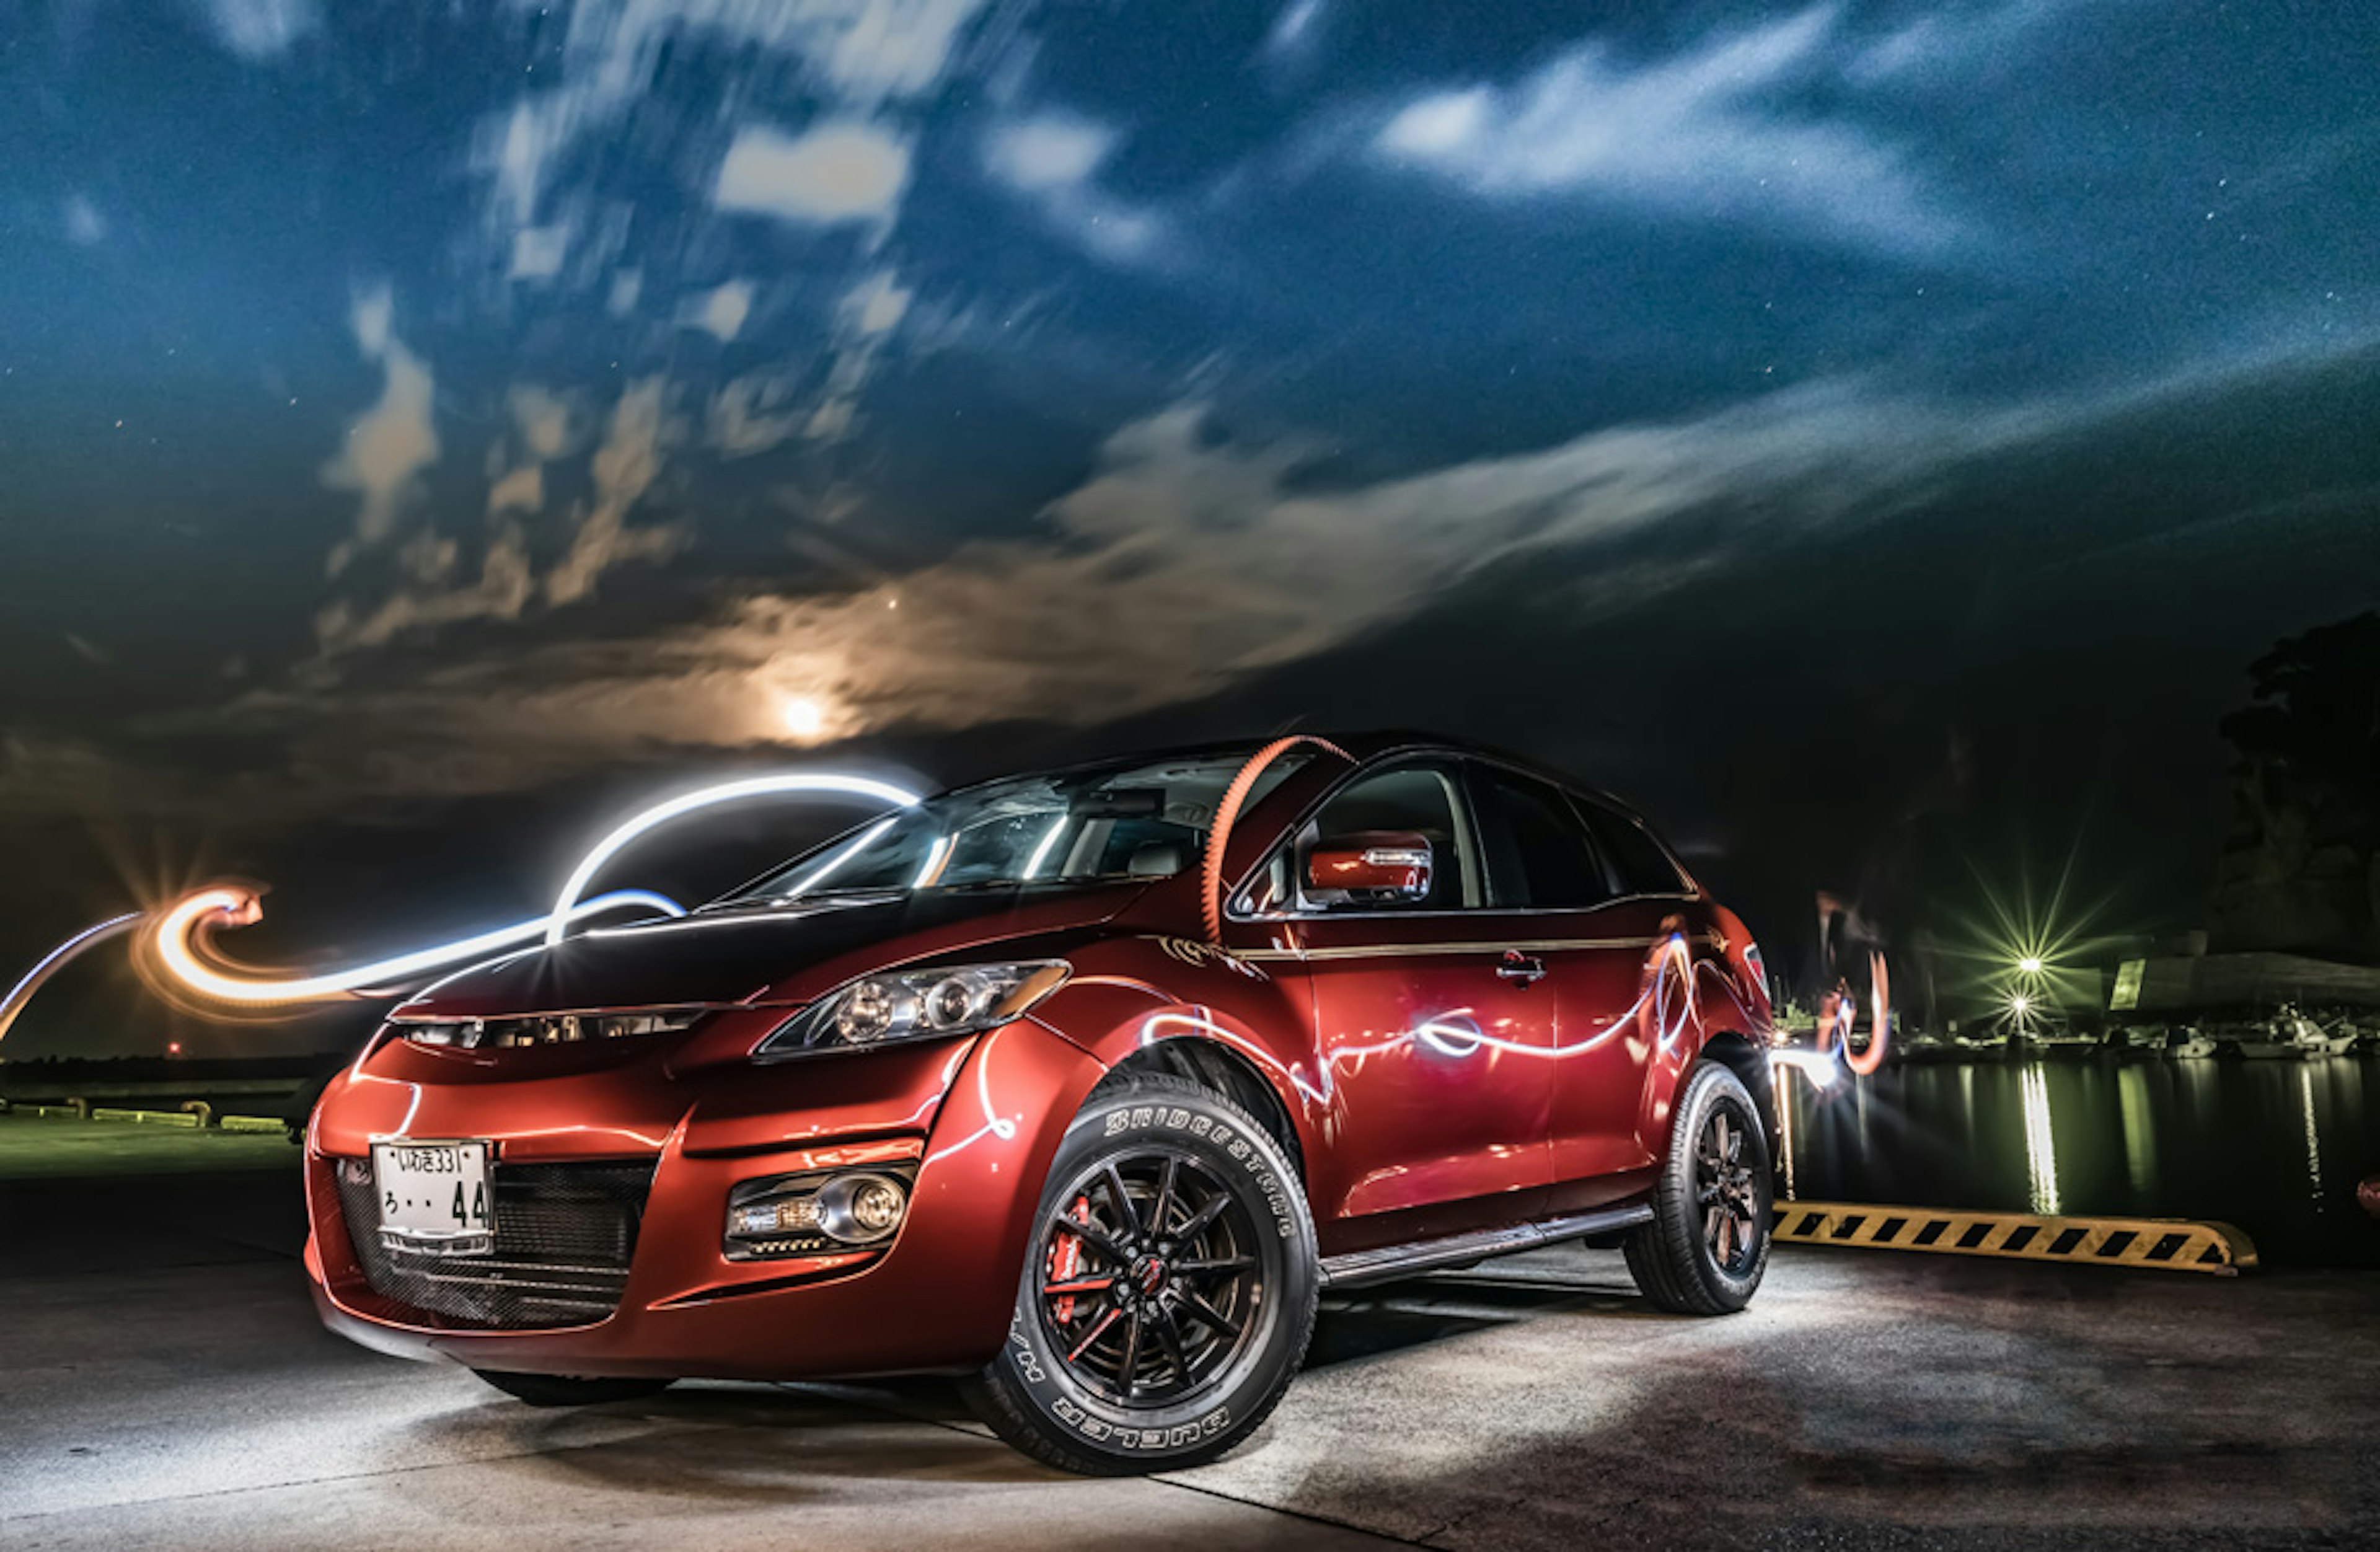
[542,773,921,946]
[0,912,144,1047]
[150,886,687,1006]
[3,769,928,1026]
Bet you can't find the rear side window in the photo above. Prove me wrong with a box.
[1470,766,1615,909]
[1574,798,1689,896]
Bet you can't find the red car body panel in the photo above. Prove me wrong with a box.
[303,733,1773,1381]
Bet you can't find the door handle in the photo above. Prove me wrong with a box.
[1497,950,1547,985]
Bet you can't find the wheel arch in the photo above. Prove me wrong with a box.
[1093,1033,1307,1186]
[1697,1028,1779,1158]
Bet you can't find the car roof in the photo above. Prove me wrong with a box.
[927,729,1654,830]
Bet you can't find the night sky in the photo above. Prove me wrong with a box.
[3,0,2376,1056]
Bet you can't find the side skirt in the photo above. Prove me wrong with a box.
[1318,1202,1655,1289]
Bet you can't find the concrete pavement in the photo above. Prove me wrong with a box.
[2,1163,2376,1549]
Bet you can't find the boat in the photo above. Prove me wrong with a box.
[2285,1008,2360,1058]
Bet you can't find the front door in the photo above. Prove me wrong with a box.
[1258,757,1556,1254]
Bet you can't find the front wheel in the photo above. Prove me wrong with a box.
[963,1073,1318,1475]
[1624,1060,1772,1315]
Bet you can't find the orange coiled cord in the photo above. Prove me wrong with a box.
[1201,735,1352,945]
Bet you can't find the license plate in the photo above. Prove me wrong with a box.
[371,1140,495,1254]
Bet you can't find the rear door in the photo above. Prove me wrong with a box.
[1465,764,1677,1207]
[1266,757,1558,1253]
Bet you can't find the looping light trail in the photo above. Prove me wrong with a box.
[1201,735,1352,945]
[151,886,687,1007]
[0,911,143,1047]
[0,769,927,1028]
[542,773,922,946]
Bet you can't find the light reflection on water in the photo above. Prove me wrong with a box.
[2021,1064,2060,1215]
[1776,1053,2380,1266]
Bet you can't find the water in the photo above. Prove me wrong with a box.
[1776,1054,2380,1267]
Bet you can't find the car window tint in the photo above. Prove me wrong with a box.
[1305,761,1472,910]
[1470,766,1615,909]
[1574,798,1688,896]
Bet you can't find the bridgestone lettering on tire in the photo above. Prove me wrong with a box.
[1624,1060,1772,1316]
[963,1072,1318,1475]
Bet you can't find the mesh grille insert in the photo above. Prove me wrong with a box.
[338,1158,657,1330]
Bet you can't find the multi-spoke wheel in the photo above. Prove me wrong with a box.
[1626,1060,1773,1315]
[1696,1105,1762,1277]
[1037,1150,1263,1406]
[964,1073,1318,1475]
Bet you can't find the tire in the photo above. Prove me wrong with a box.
[472,1370,675,1408]
[1624,1060,1772,1315]
[963,1072,1318,1475]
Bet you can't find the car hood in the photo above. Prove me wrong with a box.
[392,884,1147,1020]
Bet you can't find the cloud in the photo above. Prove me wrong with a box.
[315,374,682,655]
[708,373,813,458]
[1363,4,1963,256]
[321,286,440,575]
[546,376,687,605]
[1261,0,1328,64]
[508,385,575,461]
[62,195,107,245]
[293,377,1987,783]
[714,121,912,225]
[474,0,991,254]
[194,0,317,60]
[984,114,1116,192]
[508,224,570,281]
[679,279,756,341]
[982,111,1170,265]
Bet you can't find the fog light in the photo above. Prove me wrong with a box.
[814,1172,907,1245]
[727,1197,820,1238]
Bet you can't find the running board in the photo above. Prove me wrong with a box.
[1318,1202,1655,1289]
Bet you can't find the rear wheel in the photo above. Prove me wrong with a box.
[963,1073,1317,1475]
[472,1370,674,1408]
[1624,1060,1771,1315]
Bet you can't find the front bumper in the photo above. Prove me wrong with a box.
[304,1015,1103,1380]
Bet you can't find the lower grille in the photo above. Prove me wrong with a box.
[337,1158,657,1329]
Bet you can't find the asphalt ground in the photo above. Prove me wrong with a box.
[2,1122,2376,1549]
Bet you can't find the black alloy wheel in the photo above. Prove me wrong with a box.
[965,1072,1318,1475]
[1035,1149,1263,1407]
[1696,1104,1762,1277]
[1625,1060,1773,1315]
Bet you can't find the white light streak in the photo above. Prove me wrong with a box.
[785,817,899,899]
[544,773,921,946]
[154,886,684,1007]
[1768,1047,1842,1090]
[0,912,144,1046]
[1020,818,1068,880]
[910,834,954,889]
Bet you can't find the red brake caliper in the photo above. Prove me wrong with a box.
[1049,1193,1091,1325]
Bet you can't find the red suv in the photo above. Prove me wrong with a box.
[306,734,1778,1474]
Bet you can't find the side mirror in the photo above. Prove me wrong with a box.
[1305,830,1433,904]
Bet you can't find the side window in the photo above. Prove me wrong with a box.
[1298,759,1478,910]
[1470,766,1616,909]
[1574,797,1690,896]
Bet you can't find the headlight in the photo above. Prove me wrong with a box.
[756,959,1070,1059]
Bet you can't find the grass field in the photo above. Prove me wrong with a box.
[0,1113,299,1179]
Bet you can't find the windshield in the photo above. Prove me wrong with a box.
[729,748,1311,901]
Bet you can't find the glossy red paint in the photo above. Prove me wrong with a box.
[304,733,1773,1383]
